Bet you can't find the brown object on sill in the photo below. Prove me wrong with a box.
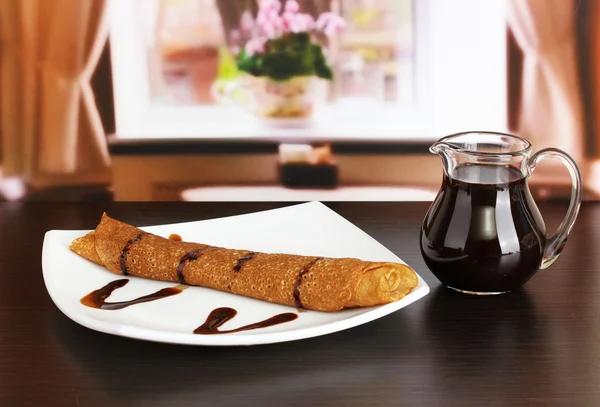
[279,163,339,189]
[278,144,339,189]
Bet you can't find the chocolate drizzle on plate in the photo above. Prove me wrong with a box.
[233,252,256,272]
[119,232,146,276]
[176,249,205,284]
[80,279,186,310]
[293,257,324,309]
[194,307,298,335]
[80,281,298,334]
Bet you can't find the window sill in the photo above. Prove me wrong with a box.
[109,101,507,155]
[112,102,431,140]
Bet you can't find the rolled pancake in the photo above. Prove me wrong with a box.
[70,213,418,312]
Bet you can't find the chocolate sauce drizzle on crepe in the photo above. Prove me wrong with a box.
[80,279,185,310]
[194,307,297,335]
[119,232,146,275]
[176,249,205,284]
[293,257,324,308]
[233,252,256,272]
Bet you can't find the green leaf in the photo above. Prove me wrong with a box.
[237,49,265,77]
[290,32,310,48]
[311,44,334,80]
[217,47,240,80]
[237,36,334,82]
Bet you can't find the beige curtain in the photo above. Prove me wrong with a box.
[0,0,111,184]
[507,0,584,163]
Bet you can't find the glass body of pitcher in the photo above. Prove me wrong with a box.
[420,132,582,295]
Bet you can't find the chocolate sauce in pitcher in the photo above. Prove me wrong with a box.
[420,164,547,293]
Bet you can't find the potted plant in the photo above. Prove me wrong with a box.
[214,0,345,120]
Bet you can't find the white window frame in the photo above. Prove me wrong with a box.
[108,0,508,142]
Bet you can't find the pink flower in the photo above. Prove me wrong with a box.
[259,0,282,13]
[245,37,266,56]
[282,12,300,33]
[257,7,284,38]
[262,18,287,38]
[240,11,255,33]
[260,21,276,38]
[324,19,345,37]
[300,13,315,31]
[315,12,331,31]
[283,12,315,34]
[284,0,300,13]
[316,12,346,37]
[230,29,241,42]
[256,8,276,26]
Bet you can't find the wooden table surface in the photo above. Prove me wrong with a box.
[1,201,599,407]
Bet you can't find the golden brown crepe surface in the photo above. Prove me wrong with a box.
[70,214,418,312]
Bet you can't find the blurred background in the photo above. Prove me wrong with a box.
[0,0,599,202]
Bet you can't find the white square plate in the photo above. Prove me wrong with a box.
[42,202,429,346]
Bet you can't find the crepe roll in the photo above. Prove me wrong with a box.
[70,214,418,312]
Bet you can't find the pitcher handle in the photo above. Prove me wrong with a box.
[528,148,583,269]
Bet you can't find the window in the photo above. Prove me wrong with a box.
[141,0,414,107]
[109,0,507,140]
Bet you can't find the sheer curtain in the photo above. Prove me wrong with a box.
[507,0,584,164]
[0,0,111,186]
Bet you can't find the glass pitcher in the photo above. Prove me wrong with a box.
[420,131,582,295]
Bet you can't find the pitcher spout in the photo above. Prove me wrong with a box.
[429,141,452,156]
[429,141,455,175]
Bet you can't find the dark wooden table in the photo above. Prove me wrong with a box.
[1,202,599,407]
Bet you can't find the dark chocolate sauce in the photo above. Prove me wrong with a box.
[420,164,546,293]
[233,252,256,272]
[293,257,323,309]
[119,232,146,276]
[194,307,297,335]
[176,249,204,284]
[169,234,183,241]
[80,279,185,310]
